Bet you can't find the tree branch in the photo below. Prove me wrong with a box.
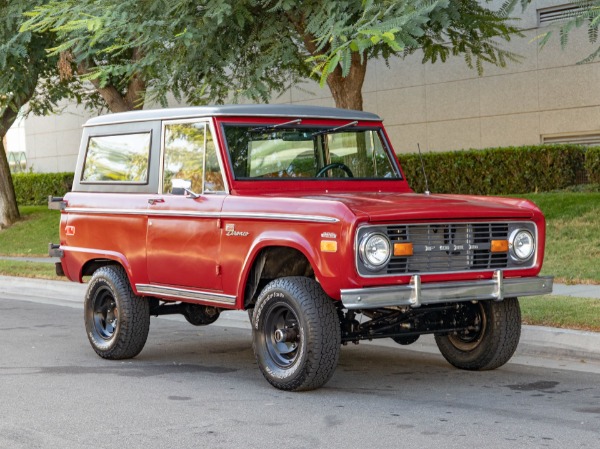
[76,57,136,112]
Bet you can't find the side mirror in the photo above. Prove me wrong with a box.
[171,178,190,195]
[171,178,200,198]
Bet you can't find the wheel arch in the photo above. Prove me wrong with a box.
[76,251,136,290]
[239,239,324,311]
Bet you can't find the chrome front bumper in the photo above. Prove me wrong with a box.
[341,271,554,310]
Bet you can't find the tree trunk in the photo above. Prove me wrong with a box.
[0,108,20,229]
[0,74,41,229]
[76,49,146,112]
[325,52,367,110]
[290,17,367,111]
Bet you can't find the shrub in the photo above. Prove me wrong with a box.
[585,147,600,184]
[397,145,588,195]
[13,172,74,206]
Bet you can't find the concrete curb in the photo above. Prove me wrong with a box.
[1,275,600,365]
[518,325,600,362]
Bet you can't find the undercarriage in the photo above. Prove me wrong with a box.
[339,301,484,344]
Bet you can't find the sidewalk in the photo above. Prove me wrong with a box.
[1,274,599,368]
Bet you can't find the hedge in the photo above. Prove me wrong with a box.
[13,172,74,206]
[397,144,592,195]
[585,146,600,184]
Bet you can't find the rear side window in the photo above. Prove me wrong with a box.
[82,133,151,183]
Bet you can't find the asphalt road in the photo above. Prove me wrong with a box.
[1,295,599,449]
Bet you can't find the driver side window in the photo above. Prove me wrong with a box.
[162,121,225,194]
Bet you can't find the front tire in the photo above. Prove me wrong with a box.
[252,277,341,391]
[84,265,150,359]
[434,298,521,371]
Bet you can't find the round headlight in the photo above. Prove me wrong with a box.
[360,233,391,270]
[510,229,535,261]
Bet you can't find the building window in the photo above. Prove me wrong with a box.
[7,151,27,173]
[538,3,589,26]
[542,132,600,146]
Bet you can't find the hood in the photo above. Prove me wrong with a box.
[301,192,536,222]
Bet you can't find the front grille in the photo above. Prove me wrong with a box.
[385,223,509,274]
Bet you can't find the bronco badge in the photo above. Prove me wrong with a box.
[225,224,249,237]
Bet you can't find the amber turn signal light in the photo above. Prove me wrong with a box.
[320,240,338,252]
[491,239,509,253]
[393,242,414,256]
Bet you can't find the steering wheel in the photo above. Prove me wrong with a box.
[316,162,354,178]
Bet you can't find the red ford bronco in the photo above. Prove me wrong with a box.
[50,105,553,391]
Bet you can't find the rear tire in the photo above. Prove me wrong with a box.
[252,277,341,391]
[434,298,521,371]
[84,265,150,359]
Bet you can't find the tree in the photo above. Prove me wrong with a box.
[0,1,80,228]
[284,0,523,110]
[23,0,524,112]
[22,0,308,110]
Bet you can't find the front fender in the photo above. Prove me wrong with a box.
[235,230,344,305]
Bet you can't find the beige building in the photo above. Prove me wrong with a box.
[6,0,599,172]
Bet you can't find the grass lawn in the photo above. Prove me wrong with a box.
[521,295,600,332]
[0,259,61,280]
[0,206,60,256]
[519,192,600,285]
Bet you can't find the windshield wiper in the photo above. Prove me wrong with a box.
[250,118,302,133]
[311,120,358,137]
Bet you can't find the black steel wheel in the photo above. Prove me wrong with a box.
[84,265,150,359]
[434,298,521,371]
[264,302,301,367]
[252,277,341,391]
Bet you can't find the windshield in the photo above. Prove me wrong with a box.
[223,124,400,180]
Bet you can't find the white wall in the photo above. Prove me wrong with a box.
[22,102,92,173]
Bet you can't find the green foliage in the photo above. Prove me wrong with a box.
[21,0,169,110]
[0,0,88,127]
[21,0,306,107]
[585,146,600,184]
[306,1,438,86]
[1,0,88,228]
[13,172,74,206]
[309,0,524,85]
[398,145,590,195]
[21,0,529,108]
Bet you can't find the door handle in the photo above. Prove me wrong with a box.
[148,198,165,205]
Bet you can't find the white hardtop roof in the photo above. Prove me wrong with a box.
[84,104,382,127]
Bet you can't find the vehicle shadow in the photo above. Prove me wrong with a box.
[129,317,514,395]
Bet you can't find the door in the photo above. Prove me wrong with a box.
[146,119,226,292]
